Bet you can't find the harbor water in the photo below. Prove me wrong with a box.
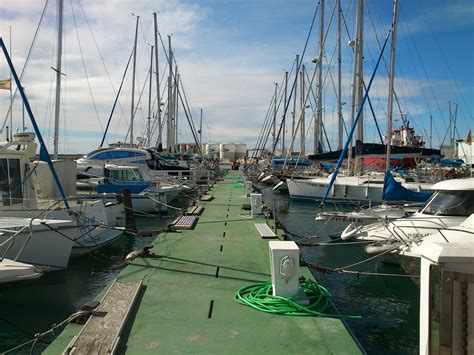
[0,187,419,354]
[260,184,419,354]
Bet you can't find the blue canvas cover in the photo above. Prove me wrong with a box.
[96,181,152,194]
[383,172,433,202]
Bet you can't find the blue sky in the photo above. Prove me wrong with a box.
[0,0,472,153]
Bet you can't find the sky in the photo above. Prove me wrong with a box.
[0,0,472,154]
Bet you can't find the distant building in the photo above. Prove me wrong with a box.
[457,141,473,165]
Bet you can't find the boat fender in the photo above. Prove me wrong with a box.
[341,223,360,240]
[125,245,153,264]
[365,243,398,255]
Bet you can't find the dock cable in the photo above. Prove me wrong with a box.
[295,240,372,247]
[235,277,361,319]
[277,222,419,278]
[3,303,99,354]
[143,192,186,211]
[303,244,420,279]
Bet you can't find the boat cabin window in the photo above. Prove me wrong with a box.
[87,150,147,161]
[0,158,23,205]
[107,168,144,182]
[421,190,474,217]
[83,149,103,159]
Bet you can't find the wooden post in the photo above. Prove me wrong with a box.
[122,189,136,231]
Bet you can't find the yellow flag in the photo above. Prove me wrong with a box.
[0,79,11,90]
[466,129,472,145]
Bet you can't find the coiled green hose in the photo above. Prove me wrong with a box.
[235,278,360,319]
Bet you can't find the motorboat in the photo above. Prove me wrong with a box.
[340,177,474,243]
[76,146,212,185]
[394,214,474,279]
[0,133,125,257]
[78,164,183,214]
[314,204,417,239]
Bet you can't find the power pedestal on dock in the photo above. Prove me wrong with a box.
[268,241,300,297]
[245,181,253,197]
[250,193,263,217]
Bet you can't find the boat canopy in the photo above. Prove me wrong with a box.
[382,172,433,202]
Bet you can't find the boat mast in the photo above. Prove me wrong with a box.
[385,0,399,172]
[167,35,173,152]
[348,0,363,174]
[174,68,179,146]
[282,71,288,155]
[337,0,343,150]
[273,82,277,150]
[452,103,458,158]
[199,108,203,148]
[300,64,306,156]
[53,0,64,159]
[355,0,364,172]
[291,54,299,154]
[429,115,432,149]
[147,45,153,148]
[315,0,324,154]
[130,15,139,147]
[153,13,162,147]
[9,26,12,140]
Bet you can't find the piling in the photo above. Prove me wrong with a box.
[122,188,136,231]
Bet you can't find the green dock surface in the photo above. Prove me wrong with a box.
[46,171,362,354]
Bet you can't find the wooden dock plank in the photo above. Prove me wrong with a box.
[255,223,277,239]
[172,215,198,230]
[185,205,205,216]
[64,280,142,355]
[199,194,214,201]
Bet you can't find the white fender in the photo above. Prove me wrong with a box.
[365,243,398,255]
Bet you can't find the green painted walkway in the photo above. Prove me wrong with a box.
[46,171,362,354]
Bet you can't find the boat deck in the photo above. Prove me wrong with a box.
[46,170,362,354]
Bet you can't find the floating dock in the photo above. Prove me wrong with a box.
[46,171,362,354]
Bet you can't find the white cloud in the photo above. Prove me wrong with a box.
[0,0,471,154]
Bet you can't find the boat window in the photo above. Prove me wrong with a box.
[0,158,23,205]
[132,169,144,181]
[108,168,143,182]
[421,190,474,217]
[91,150,147,160]
[83,149,103,159]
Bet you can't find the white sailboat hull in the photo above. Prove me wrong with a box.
[0,259,44,284]
[0,218,75,269]
[0,200,125,257]
[287,176,385,202]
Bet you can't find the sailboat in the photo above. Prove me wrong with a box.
[286,0,437,203]
[0,0,124,258]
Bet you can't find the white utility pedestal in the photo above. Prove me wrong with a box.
[268,241,300,297]
[245,181,253,197]
[250,193,263,217]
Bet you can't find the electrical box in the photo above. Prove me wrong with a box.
[250,193,263,217]
[268,241,300,297]
[245,181,253,197]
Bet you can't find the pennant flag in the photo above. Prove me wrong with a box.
[0,78,11,90]
[466,129,472,145]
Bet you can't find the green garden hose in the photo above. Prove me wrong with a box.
[235,277,361,319]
